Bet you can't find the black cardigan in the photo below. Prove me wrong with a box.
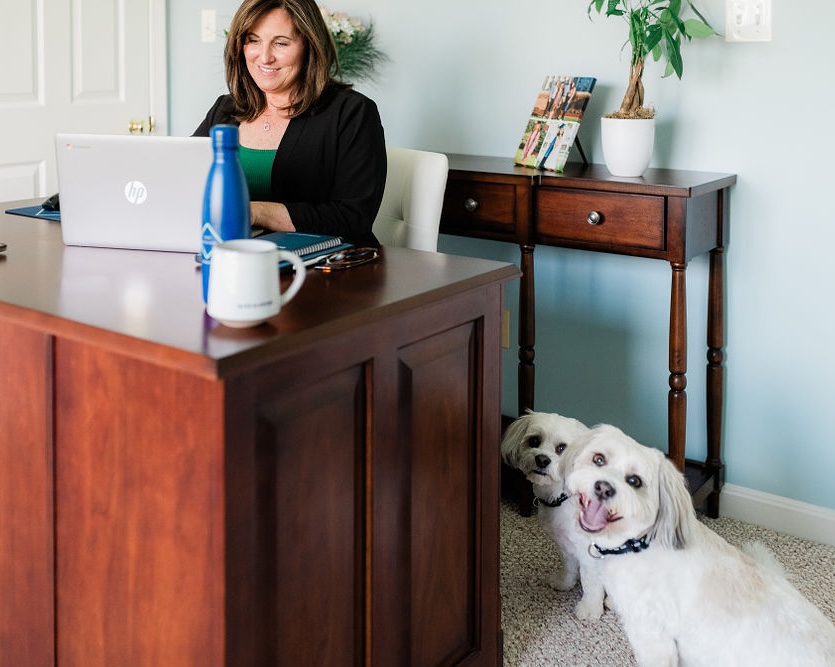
[193,85,386,245]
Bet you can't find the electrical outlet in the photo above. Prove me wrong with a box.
[201,9,217,43]
[501,309,511,349]
[726,0,772,42]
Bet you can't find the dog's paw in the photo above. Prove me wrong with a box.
[574,598,604,621]
[546,570,578,591]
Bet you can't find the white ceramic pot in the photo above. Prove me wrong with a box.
[600,117,655,177]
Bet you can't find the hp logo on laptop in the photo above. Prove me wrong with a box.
[124,181,148,205]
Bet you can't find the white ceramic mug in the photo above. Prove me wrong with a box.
[206,238,305,328]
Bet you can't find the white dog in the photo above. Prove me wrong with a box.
[501,411,606,619]
[564,423,835,667]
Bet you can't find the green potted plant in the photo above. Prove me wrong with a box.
[319,6,387,83]
[588,0,716,175]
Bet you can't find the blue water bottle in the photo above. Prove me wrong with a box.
[201,124,250,302]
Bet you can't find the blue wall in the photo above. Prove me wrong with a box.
[168,0,835,511]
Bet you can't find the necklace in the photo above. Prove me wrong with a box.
[263,121,270,132]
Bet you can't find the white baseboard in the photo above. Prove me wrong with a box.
[719,484,835,547]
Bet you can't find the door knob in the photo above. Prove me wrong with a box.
[127,116,156,134]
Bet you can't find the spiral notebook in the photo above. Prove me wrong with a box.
[259,230,352,267]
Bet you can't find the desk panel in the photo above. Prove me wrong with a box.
[0,321,54,667]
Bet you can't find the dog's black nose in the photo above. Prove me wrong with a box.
[534,454,551,469]
[594,480,616,500]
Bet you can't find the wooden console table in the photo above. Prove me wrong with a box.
[0,202,518,667]
[440,155,736,517]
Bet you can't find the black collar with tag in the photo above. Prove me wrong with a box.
[533,492,570,508]
[589,535,651,559]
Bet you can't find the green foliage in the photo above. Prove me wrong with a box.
[320,7,387,83]
[332,22,387,83]
[587,0,716,114]
[590,0,714,79]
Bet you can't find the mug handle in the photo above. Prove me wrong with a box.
[275,250,306,305]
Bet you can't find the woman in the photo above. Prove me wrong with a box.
[193,0,386,244]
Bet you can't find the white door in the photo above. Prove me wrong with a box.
[0,0,168,201]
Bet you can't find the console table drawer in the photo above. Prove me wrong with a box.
[536,188,666,251]
[441,179,522,239]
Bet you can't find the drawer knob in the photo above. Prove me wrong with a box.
[586,211,602,225]
[464,198,479,213]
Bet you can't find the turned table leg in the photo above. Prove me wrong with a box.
[705,246,726,518]
[668,262,688,472]
[514,243,536,516]
[518,243,536,416]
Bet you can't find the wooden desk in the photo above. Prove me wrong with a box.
[440,155,736,517]
[0,202,518,667]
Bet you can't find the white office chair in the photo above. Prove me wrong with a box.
[372,146,449,252]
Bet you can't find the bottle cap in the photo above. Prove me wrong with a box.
[210,124,239,149]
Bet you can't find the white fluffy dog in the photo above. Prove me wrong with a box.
[501,411,606,619]
[564,423,835,667]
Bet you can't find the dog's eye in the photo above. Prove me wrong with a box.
[626,475,643,489]
[527,435,542,448]
[556,443,567,455]
[593,453,606,467]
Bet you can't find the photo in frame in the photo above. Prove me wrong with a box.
[514,75,596,172]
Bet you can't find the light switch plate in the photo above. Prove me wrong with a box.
[726,0,772,42]
[201,9,217,43]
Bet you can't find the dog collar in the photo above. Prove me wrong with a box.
[533,492,570,508]
[588,535,651,559]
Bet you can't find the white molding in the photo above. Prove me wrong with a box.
[149,0,168,135]
[719,484,835,547]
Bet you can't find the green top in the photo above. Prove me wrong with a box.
[238,146,276,201]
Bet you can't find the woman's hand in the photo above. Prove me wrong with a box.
[250,201,295,232]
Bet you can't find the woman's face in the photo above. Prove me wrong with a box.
[243,8,305,98]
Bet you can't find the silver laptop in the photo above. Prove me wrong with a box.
[55,133,213,253]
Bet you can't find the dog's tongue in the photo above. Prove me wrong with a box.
[581,498,610,532]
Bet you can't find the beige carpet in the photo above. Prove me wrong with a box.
[500,500,835,666]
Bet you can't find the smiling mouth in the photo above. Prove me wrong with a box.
[578,493,622,533]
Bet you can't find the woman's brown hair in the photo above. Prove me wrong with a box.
[224,0,346,121]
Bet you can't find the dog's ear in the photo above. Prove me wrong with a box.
[650,452,698,550]
[566,416,591,441]
[560,427,593,478]
[500,414,531,467]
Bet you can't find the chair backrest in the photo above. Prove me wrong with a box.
[372,146,449,252]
